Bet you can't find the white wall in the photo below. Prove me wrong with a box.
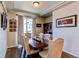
[53,2,79,57]
[7,11,18,48]
[0,3,7,57]
[45,16,52,23]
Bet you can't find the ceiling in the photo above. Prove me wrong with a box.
[4,1,72,17]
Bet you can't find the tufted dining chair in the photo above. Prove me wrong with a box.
[23,33,39,58]
[39,38,64,58]
[38,33,44,42]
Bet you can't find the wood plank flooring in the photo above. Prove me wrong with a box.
[5,47,77,58]
[5,47,19,58]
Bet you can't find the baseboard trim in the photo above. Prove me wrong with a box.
[7,45,18,49]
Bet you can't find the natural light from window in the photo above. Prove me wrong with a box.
[23,17,32,34]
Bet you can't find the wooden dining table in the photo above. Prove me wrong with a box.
[29,38,48,50]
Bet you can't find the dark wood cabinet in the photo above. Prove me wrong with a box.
[43,22,52,34]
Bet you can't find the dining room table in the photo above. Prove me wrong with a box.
[28,37,48,50]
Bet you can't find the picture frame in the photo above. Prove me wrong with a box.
[1,14,3,28]
[9,19,16,32]
[3,15,7,30]
[56,15,77,28]
[1,13,7,30]
[36,24,41,27]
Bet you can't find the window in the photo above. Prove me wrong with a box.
[23,17,32,34]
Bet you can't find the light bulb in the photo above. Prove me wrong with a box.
[33,1,40,7]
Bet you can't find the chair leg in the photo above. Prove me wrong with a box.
[23,49,26,58]
[19,46,26,58]
[19,46,23,58]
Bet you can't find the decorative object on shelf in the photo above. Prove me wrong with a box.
[9,18,16,32]
[36,24,41,27]
[1,13,7,30]
[56,15,77,28]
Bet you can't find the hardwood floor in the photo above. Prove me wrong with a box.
[5,47,77,58]
[5,47,41,58]
[5,47,19,58]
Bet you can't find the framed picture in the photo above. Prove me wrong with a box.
[36,24,41,27]
[3,15,7,30]
[56,15,77,28]
[1,14,3,28]
[1,13,7,30]
[9,19,16,32]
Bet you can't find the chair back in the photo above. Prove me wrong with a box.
[44,34,51,40]
[23,33,31,55]
[48,38,64,58]
[25,33,31,38]
[43,34,51,44]
[39,33,44,42]
[39,33,44,38]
